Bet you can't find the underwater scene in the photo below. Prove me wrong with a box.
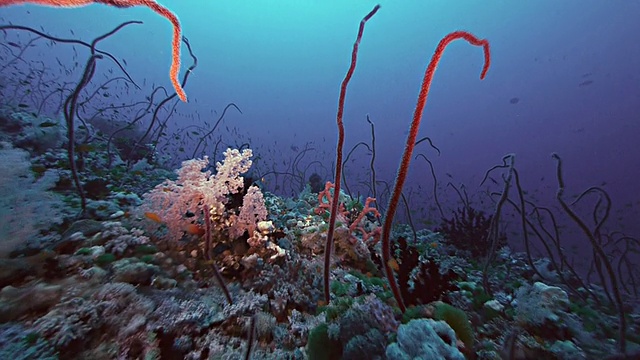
[0,1,638,359]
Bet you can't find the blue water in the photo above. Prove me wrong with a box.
[1,1,640,358]
[2,0,639,293]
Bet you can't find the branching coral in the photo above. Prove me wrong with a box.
[0,0,187,102]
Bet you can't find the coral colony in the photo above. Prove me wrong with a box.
[0,2,638,360]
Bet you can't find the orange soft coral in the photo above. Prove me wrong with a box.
[0,0,187,102]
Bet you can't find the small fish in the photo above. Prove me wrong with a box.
[185,223,205,236]
[578,80,593,87]
[144,212,163,223]
[7,41,20,48]
[76,144,96,152]
[18,103,29,108]
[387,258,399,271]
[39,121,58,128]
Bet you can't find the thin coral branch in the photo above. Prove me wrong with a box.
[415,136,441,156]
[132,36,197,161]
[324,4,380,304]
[191,103,243,159]
[342,141,372,198]
[415,153,444,219]
[0,24,140,87]
[0,0,185,101]
[552,153,626,355]
[366,115,379,210]
[204,205,233,305]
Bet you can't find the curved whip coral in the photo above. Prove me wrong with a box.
[382,31,491,312]
[0,0,187,102]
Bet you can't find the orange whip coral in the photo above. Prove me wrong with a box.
[0,0,187,102]
[382,31,490,312]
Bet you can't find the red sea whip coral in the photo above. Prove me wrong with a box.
[323,4,381,304]
[0,0,187,102]
[381,31,490,312]
[323,10,490,311]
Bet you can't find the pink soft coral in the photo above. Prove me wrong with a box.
[229,185,268,240]
[140,148,253,242]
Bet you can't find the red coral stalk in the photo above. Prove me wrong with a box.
[324,4,381,305]
[0,0,187,102]
[381,31,490,312]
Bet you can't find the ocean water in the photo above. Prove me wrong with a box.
[0,1,638,359]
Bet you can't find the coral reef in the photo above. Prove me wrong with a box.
[0,3,637,360]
